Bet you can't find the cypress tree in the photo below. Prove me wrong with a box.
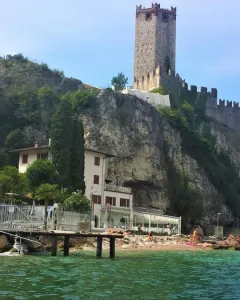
[70,115,85,193]
[51,99,72,187]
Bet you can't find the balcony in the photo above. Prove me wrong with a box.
[104,184,132,194]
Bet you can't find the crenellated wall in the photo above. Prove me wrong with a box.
[206,98,240,131]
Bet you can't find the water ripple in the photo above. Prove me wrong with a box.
[0,251,240,299]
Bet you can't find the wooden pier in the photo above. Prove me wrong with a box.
[2,230,123,258]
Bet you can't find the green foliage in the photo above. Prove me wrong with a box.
[34,183,60,203]
[0,166,27,197]
[0,149,8,169]
[34,183,61,229]
[151,86,168,95]
[5,129,26,149]
[64,191,91,213]
[51,99,73,187]
[111,72,128,92]
[26,159,58,190]
[70,116,85,193]
[68,90,96,112]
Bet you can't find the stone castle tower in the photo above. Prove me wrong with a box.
[133,3,176,91]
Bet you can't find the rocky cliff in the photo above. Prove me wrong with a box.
[81,91,237,230]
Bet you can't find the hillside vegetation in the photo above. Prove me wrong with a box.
[0,54,97,166]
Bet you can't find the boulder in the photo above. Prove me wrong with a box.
[0,235,12,253]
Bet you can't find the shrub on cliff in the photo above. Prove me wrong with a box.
[151,86,168,95]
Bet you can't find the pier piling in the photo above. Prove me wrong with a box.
[109,237,115,258]
[96,236,103,258]
[64,236,70,256]
[51,237,57,256]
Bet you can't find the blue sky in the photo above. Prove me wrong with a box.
[0,0,240,101]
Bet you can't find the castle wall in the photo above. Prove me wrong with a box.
[122,88,170,107]
[206,100,240,131]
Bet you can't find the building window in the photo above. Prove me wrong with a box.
[92,195,101,205]
[22,154,28,164]
[94,157,100,166]
[120,198,130,207]
[106,196,116,206]
[94,175,99,184]
[37,152,48,160]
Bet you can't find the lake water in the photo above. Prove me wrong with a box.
[0,250,239,299]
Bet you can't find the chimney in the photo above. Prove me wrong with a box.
[34,141,38,148]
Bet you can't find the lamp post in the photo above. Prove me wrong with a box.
[217,213,222,238]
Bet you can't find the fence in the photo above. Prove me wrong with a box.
[0,205,90,232]
[56,211,90,231]
[104,184,132,194]
[0,205,46,231]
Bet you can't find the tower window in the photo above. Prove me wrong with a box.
[145,13,151,21]
[162,12,169,22]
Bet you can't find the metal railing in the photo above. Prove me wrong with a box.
[0,205,46,231]
[0,205,91,232]
[133,206,164,216]
[104,184,132,194]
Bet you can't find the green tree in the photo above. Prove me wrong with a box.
[70,116,85,193]
[26,159,58,190]
[0,149,7,169]
[64,192,91,213]
[51,99,73,187]
[5,129,25,150]
[0,165,27,198]
[34,183,60,229]
[37,87,58,115]
[111,72,128,91]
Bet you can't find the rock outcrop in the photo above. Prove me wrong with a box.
[81,91,237,228]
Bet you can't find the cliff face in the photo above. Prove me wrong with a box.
[82,91,234,228]
[0,55,82,94]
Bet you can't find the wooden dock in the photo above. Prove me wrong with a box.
[2,230,124,258]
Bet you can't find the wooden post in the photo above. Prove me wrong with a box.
[96,236,102,258]
[63,236,70,256]
[109,237,115,258]
[51,236,57,256]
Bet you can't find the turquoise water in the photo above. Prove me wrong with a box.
[0,250,239,299]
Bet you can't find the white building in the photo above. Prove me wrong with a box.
[12,140,133,229]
